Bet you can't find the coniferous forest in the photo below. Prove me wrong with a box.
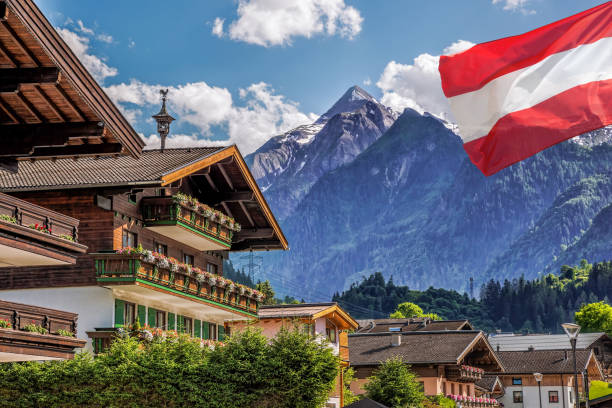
[332,260,612,333]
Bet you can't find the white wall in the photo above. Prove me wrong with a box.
[0,286,115,351]
[501,385,573,408]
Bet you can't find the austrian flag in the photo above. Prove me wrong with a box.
[439,2,612,176]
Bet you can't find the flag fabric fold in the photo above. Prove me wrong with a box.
[439,1,612,176]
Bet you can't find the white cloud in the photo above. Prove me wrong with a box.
[76,20,94,35]
[492,0,535,15]
[105,80,316,154]
[220,0,363,47]
[57,28,118,83]
[363,78,371,86]
[141,133,229,150]
[376,40,474,121]
[97,33,114,43]
[212,17,225,37]
[128,40,136,48]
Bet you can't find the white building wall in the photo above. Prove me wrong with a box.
[0,286,115,351]
[501,385,573,408]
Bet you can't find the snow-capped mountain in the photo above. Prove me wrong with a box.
[245,85,397,219]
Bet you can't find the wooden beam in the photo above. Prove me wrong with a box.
[0,95,19,123]
[31,85,67,121]
[0,41,17,68]
[54,84,85,121]
[0,122,104,156]
[231,239,281,251]
[0,67,60,92]
[221,202,233,219]
[0,20,40,66]
[239,201,255,227]
[204,173,218,192]
[234,228,275,241]
[217,163,234,190]
[28,143,123,159]
[14,89,43,122]
[208,191,254,205]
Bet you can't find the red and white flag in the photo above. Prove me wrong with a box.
[439,2,612,176]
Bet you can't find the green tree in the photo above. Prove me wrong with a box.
[390,302,441,320]
[575,301,612,334]
[364,357,425,408]
[342,367,359,405]
[256,280,276,305]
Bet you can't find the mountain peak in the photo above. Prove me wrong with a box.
[316,85,380,124]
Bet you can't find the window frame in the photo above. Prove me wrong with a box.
[124,302,136,326]
[154,242,168,256]
[122,230,137,248]
[155,310,166,329]
[184,317,193,336]
[184,254,195,266]
[209,323,217,340]
[549,390,559,403]
[513,391,523,403]
[512,377,522,385]
[206,263,218,275]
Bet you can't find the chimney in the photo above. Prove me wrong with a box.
[528,345,535,351]
[391,333,402,347]
[564,350,568,360]
[497,344,500,352]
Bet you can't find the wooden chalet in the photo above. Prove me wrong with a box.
[230,302,358,408]
[0,146,287,350]
[0,0,144,173]
[349,331,504,407]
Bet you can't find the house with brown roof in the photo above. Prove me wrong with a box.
[356,318,473,333]
[0,0,147,359]
[494,349,604,408]
[0,144,287,351]
[230,302,358,408]
[475,375,505,400]
[349,330,503,407]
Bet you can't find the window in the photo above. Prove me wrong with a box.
[549,391,559,403]
[512,377,522,385]
[155,310,166,329]
[389,327,401,332]
[206,263,217,274]
[326,327,337,343]
[154,243,167,256]
[184,254,194,266]
[184,317,193,335]
[128,193,137,204]
[209,323,217,340]
[513,391,523,403]
[122,230,137,248]
[124,302,136,326]
[594,346,600,355]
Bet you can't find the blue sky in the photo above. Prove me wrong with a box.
[36,0,605,153]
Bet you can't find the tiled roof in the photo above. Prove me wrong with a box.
[344,398,389,408]
[488,333,608,351]
[0,147,227,191]
[258,302,336,319]
[349,331,484,366]
[476,375,502,392]
[356,318,472,333]
[496,349,594,374]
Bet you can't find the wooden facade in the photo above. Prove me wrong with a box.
[0,0,144,172]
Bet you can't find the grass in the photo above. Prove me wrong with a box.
[590,380,612,401]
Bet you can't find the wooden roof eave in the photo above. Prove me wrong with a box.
[5,0,144,157]
[161,145,289,251]
[457,332,505,372]
[312,305,359,330]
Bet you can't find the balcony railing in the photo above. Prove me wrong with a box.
[447,365,485,382]
[446,395,499,407]
[93,250,262,316]
[141,194,240,251]
[0,299,86,360]
[0,192,86,266]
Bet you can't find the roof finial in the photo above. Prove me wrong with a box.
[152,89,175,152]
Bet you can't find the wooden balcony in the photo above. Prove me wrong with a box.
[93,252,260,318]
[0,299,86,361]
[0,192,87,267]
[447,365,485,382]
[142,196,237,251]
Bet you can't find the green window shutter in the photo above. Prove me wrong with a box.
[218,325,225,341]
[114,299,125,327]
[148,307,156,328]
[138,305,146,326]
[177,315,185,333]
[203,321,209,340]
[168,313,175,331]
[194,319,201,338]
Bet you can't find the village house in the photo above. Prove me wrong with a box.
[349,330,504,407]
[230,302,358,408]
[492,348,603,408]
[356,317,473,333]
[489,332,612,379]
[475,375,505,402]
[0,0,147,360]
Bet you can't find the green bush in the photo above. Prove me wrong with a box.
[364,357,425,408]
[0,327,338,408]
[22,323,47,334]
